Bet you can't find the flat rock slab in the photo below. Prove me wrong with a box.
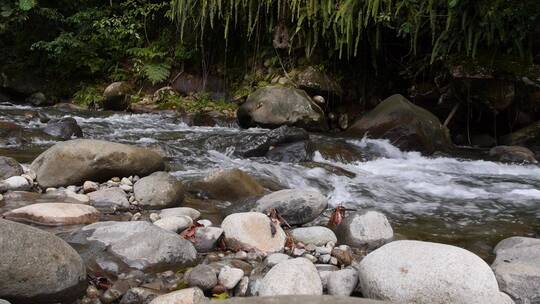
[491,236,540,304]
[67,221,197,275]
[3,202,99,226]
[220,296,390,304]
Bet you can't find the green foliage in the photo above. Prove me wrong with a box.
[127,45,172,85]
[73,85,103,108]
[171,0,540,63]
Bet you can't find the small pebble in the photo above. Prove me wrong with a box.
[120,177,132,186]
[330,257,338,265]
[303,253,318,263]
[197,219,212,227]
[111,177,121,182]
[234,251,248,260]
[319,254,332,264]
[129,196,135,203]
[292,248,306,257]
[131,212,142,221]
[316,246,332,255]
[119,184,133,192]
[305,244,317,252]
[0,194,3,201]
[45,187,57,192]
[86,285,100,298]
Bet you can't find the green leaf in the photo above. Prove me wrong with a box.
[143,62,171,85]
[212,292,229,300]
[18,0,36,11]
[448,0,459,9]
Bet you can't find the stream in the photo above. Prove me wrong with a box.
[1,101,539,260]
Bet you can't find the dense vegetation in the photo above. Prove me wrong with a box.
[1,0,539,110]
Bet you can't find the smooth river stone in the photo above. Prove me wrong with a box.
[3,203,100,226]
[221,212,286,253]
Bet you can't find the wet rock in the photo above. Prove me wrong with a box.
[66,221,197,274]
[0,219,86,303]
[327,268,358,296]
[120,287,160,304]
[149,287,207,304]
[133,172,184,209]
[358,240,512,304]
[232,125,309,157]
[259,258,323,296]
[26,92,51,106]
[153,215,192,233]
[489,146,538,163]
[265,253,290,267]
[186,265,218,290]
[221,212,286,253]
[219,266,245,289]
[345,94,452,154]
[88,187,130,211]
[491,237,540,304]
[43,117,83,140]
[0,156,23,180]
[253,189,327,225]
[237,86,327,131]
[290,226,337,246]
[30,139,164,188]
[159,207,200,220]
[265,141,312,163]
[194,226,224,252]
[220,295,388,304]
[296,66,343,97]
[0,121,23,146]
[0,176,31,192]
[191,169,264,201]
[103,81,130,111]
[3,203,99,226]
[335,211,393,250]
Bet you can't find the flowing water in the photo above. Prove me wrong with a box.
[1,101,539,260]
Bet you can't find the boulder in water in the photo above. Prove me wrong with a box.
[489,145,538,163]
[133,171,184,209]
[0,219,86,303]
[345,94,453,154]
[237,86,327,131]
[0,156,23,180]
[358,240,513,304]
[3,202,99,226]
[43,117,83,140]
[491,236,540,304]
[259,257,323,296]
[30,139,164,188]
[190,168,265,201]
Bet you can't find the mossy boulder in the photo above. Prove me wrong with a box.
[237,86,327,131]
[296,66,343,97]
[345,94,453,154]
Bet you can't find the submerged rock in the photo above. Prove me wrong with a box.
[335,211,393,250]
[358,240,513,304]
[133,172,184,209]
[232,125,309,157]
[190,168,265,201]
[0,156,23,180]
[252,189,327,225]
[43,117,83,140]
[0,219,86,303]
[66,221,197,275]
[221,212,286,253]
[345,94,453,154]
[3,202,99,226]
[237,86,327,131]
[259,258,323,296]
[491,237,540,304]
[31,139,164,188]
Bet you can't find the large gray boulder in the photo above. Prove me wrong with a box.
[30,139,164,188]
[345,94,453,154]
[133,172,184,209]
[252,189,327,225]
[358,240,513,304]
[0,219,86,303]
[491,237,540,304]
[0,156,23,180]
[221,212,286,253]
[335,211,393,250]
[66,221,197,275]
[259,258,323,296]
[220,296,389,304]
[237,86,327,131]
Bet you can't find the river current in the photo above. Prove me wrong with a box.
[1,101,538,259]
